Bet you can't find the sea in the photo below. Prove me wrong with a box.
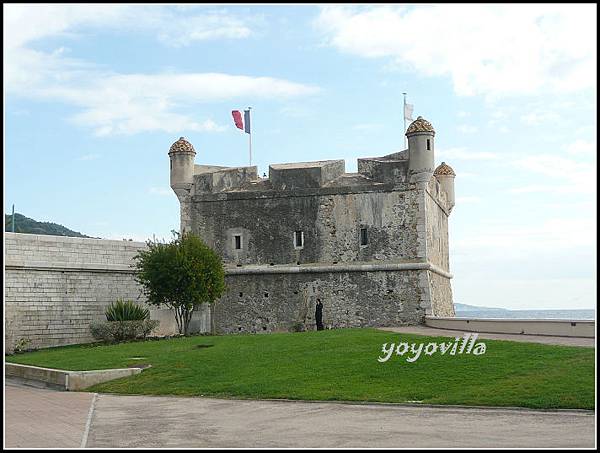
[454,309,596,320]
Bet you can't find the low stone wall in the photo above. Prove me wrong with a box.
[5,362,144,391]
[4,233,209,354]
[425,316,595,338]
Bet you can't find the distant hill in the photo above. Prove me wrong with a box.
[454,303,595,320]
[5,213,93,238]
[454,303,510,313]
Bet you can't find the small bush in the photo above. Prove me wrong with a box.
[90,319,159,343]
[105,299,150,322]
[13,338,32,353]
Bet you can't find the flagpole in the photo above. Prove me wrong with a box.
[403,92,407,149]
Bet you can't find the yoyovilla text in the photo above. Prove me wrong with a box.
[378,333,487,363]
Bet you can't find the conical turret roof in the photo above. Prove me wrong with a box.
[169,137,196,154]
[406,116,435,135]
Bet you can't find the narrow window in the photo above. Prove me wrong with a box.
[426,139,431,151]
[294,231,304,249]
[234,235,242,250]
[360,228,368,246]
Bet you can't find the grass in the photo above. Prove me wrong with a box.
[5,328,595,410]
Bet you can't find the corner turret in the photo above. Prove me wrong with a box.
[434,162,456,212]
[169,137,196,200]
[406,116,435,183]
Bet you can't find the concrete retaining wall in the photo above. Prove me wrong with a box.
[5,362,143,391]
[4,233,210,354]
[425,316,595,338]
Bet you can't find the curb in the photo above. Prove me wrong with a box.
[90,392,595,415]
[5,363,147,391]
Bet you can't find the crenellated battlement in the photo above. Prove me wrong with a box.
[188,154,415,195]
[169,115,455,215]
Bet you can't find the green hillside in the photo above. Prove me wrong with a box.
[5,212,93,238]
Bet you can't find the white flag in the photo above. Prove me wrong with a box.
[404,103,414,122]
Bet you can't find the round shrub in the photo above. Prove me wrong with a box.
[90,319,159,343]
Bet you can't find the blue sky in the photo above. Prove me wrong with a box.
[4,4,597,310]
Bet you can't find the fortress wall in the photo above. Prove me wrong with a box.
[425,179,450,271]
[192,189,421,266]
[215,269,426,334]
[4,233,208,354]
[423,180,454,317]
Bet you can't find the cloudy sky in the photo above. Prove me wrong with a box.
[4,4,596,310]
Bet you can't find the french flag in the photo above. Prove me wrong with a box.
[232,109,251,134]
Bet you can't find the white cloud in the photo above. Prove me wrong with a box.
[452,217,596,257]
[11,69,318,136]
[520,110,560,126]
[510,154,596,194]
[315,5,596,98]
[50,73,316,136]
[457,124,478,134]
[566,139,595,156]
[513,155,591,178]
[156,12,254,47]
[4,5,318,136]
[437,147,499,161]
[3,5,255,50]
[507,184,586,195]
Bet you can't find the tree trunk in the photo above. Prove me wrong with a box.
[183,307,194,336]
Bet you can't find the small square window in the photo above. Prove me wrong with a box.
[234,235,242,250]
[360,228,368,246]
[294,231,304,249]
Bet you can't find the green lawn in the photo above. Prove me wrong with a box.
[6,328,595,410]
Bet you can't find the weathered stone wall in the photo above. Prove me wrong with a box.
[4,233,209,354]
[427,271,455,317]
[424,177,454,316]
[189,181,451,332]
[425,177,450,271]
[215,269,425,334]
[192,187,421,266]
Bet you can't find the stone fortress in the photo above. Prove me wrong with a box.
[169,116,456,334]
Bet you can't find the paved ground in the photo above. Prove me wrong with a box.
[4,380,595,448]
[379,325,595,347]
[4,379,95,448]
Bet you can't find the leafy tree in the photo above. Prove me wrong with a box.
[133,232,226,335]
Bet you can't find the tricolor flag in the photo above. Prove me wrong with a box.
[231,109,251,134]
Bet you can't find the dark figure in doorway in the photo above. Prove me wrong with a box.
[315,299,324,331]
